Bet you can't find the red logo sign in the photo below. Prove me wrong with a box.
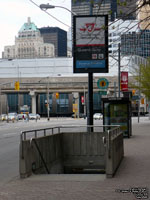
[80,23,101,32]
[81,96,84,104]
[121,72,128,91]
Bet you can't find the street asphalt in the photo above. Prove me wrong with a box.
[0,117,150,200]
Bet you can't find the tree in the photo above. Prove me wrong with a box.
[130,58,150,100]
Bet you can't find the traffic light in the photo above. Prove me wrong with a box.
[15,81,20,91]
[56,93,59,99]
[132,89,136,96]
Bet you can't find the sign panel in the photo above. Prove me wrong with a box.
[73,104,78,113]
[97,78,109,89]
[73,15,108,73]
[15,81,20,91]
[99,91,107,95]
[121,72,128,91]
[81,96,84,104]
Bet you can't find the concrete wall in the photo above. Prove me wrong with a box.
[20,134,63,178]
[20,130,124,178]
[106,132,124,178]
[63,132,106,171]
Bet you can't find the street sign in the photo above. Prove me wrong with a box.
[81,96,84,104]
[121,71,128,91]
[99,91,107,95]
[97,78,109,89]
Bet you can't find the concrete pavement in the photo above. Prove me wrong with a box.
[0,117,150,200]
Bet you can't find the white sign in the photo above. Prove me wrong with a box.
[76,16,105,46]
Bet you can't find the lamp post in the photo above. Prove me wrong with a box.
[40,4,77,15]
[40,2,94,132]
[47,76,50,121]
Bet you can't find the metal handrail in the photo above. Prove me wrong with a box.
[20,125,122,161]
[20,125,121,141]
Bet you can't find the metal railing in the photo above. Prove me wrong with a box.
[20,125,121,142]
[20,125,121,159]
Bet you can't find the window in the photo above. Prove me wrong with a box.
[56,93,69,113]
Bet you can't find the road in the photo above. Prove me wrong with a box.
[0,116,148,185]
[0,118,89,185]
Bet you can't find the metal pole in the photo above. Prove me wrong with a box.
[87,73,93,132]
[83,86,86,117]
[47,77,50,121]
[87,2,93,133]
[138,67,141,123]
[118,43,121,97]
[114,82,117,97]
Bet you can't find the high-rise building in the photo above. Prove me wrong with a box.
[3,18,55,59]
[39,27,67,57]
[121,30,150,58]
[117,0,137,20]
[71,0,137,21]
[72,0,117,21]
[109,19,139,55]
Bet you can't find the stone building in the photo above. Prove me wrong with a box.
[138,0,150,30]
[3,17,55,59]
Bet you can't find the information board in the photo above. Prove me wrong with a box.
[73,15,108,73]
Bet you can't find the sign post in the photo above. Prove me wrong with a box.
[73,15,108,132]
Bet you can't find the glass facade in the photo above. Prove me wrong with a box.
[93,92,102,113]
[39,93,52,115]
[39,27,67,57]
[121,30,150,58]
[56,93,69,113]
[6,92,102,116]
[23,94,31,112]
[7,93,18,113]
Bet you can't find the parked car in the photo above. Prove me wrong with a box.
[0,114,8,121]
[18,114,27,120]
[8,113,18,121]
[93,113,103,120]
[29,113,40,120]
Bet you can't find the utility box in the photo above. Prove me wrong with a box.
[102,97,132,138]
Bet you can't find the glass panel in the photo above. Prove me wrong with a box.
[56,93,69,113]
[40,93,52,114]
[7,94,18,113]
[23,94,31,112]
[93,92,102,112]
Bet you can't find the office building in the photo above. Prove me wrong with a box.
[39,27,67,57]
[109,19,139,55]
[3,18,55,59]
[71,0,137,21]
[117,0,137,20]
[121,30,150,58]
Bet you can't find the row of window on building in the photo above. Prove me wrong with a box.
[6,92,102,117]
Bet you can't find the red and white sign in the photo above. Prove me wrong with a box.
[121,72,128,91]
[76,16,105,47]
[81,96,84,104]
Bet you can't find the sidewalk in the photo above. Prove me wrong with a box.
[0,118,150,200]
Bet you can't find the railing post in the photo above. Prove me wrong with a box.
[35,130,37,138]
[44,129,46,137]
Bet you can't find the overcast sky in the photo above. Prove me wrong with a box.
[0,0,71,58]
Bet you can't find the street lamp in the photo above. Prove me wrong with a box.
[40,4,77,15]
